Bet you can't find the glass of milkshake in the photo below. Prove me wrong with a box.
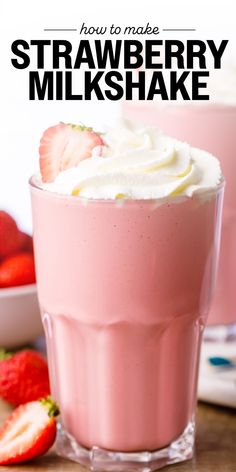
[30,121,224,471]
[124,66,236,339]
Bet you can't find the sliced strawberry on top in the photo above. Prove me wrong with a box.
[0,397,59,465]
[39,123,104,183]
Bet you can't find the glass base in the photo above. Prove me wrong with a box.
[204,323,236,342]
[56,420,195,471]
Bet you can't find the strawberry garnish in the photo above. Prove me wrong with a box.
[39,122,104,183]
[0,349,50,406]
[0,397,59,464]
[0,252,36,288]
[0,211,21,259]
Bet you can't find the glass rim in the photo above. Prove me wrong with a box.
[29,173,225,205]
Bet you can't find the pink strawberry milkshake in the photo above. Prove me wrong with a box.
[124,100,236,329]
[30,122,224,470]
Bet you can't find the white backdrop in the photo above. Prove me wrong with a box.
[0,0,235,231]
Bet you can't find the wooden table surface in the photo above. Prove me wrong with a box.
[0,400,235,472]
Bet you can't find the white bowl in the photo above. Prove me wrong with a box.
[0,284,43,348]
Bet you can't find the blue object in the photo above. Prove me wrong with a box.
[208,356,234,367]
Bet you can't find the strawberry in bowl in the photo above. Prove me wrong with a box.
[0,211,36,288]
[0,211,22,259]
[0,211,42,347]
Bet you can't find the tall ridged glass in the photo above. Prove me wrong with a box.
[30,178,224,471]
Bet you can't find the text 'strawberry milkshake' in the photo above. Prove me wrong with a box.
[124,65,236,338]
[30,121,224,471]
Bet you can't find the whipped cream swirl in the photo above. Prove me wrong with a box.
[42,122,222,200]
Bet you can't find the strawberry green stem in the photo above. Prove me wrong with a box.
[40,396,60,417]
[0,349,12,361]
[67,123,93,132]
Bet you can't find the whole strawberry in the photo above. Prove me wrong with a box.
[19,231,34,254]
[0,252,36,288]
[0,349,50,406]
[0,396,59,464]
[0,211,21,259]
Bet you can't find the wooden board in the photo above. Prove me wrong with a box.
[0,400,235,471]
